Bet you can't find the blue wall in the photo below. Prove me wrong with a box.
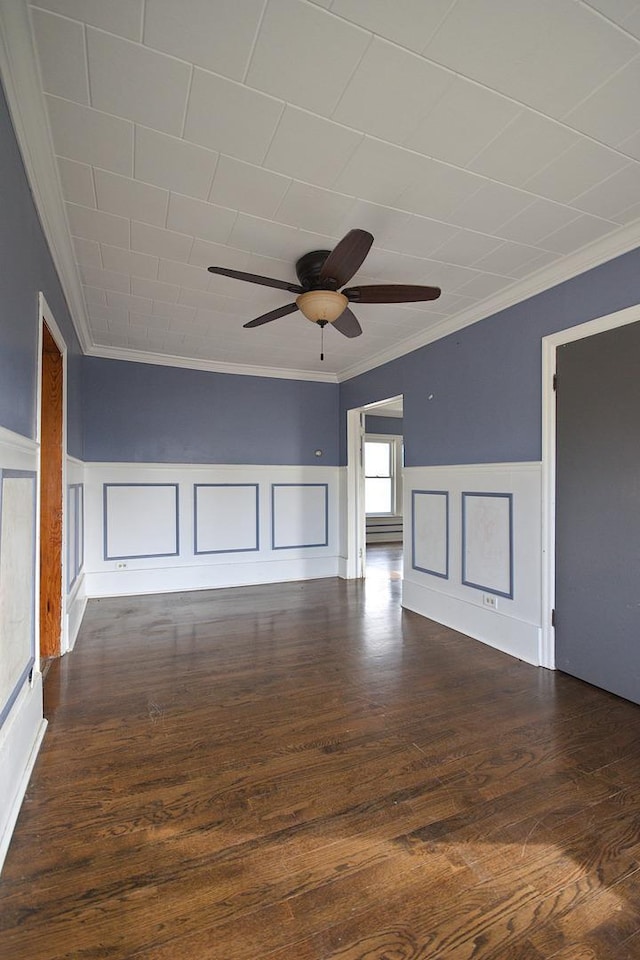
[340,247,640,466]
[365,415,403,435]
[0,79,83,454]
[82,356,339,465]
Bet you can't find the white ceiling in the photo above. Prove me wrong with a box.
[3,0,640,381]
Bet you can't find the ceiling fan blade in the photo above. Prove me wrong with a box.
[319,229,374,288]
[332,307,362,339]
[208,265,303,293]
[343,284,441,304]
[243,302,299,328]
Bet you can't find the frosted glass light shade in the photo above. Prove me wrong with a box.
[296,290,348,323]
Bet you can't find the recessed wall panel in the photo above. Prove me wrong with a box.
[0,471,37,727]
[462,492,513,598]
[104,483,179,560]
[272,483,328,550]
[194,483,259,554]
[412,489,449,578]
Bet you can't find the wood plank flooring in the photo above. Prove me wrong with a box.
[2,551,640,958]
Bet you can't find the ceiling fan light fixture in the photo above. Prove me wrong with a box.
[296,290,348,324]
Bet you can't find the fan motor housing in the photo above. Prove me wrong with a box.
[295,250,333,289]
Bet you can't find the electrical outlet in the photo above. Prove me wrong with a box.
[116,561,127,570]
[482,593,497,610]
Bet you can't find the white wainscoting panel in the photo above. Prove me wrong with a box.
[104,483,179,560]
[412,490,448,579]
[195,483,258,554]
[0,426,45,875]
[272,483,328,550]
[84,463,340,597]
[404,463,542,666]
[462,492,513,598]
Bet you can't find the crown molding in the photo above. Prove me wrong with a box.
[0,0,92,352]
[336,219,640,382]
[85,344,339,383]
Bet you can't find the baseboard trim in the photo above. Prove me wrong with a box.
[0,679,47,874]
[84,556,341,598]
[402,576,541,666]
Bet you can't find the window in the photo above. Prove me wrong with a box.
[364,436,402,515]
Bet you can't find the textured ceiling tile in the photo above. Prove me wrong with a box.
[32,0,144,40]
[46,95,133,176]
[426,0,638,118]
[524,139,631,202]
[468,111,579,186]
[73,236,102,268]
[570,163,640,221]
[497,198,580,245]
[381,215,459,258]
[228,213,304,260]
[100,244,159,281]
[130,221,193,261]
[188,238,252,271]
[57,157,95,207]
[79,264,130,293]
[274,182,357,237]
[94,170,169,227]
[473,240,552,276]
[333,137,432,206]
[394,157,483,219]
[166,194,237,245]
[31,7,89,104]
[404,76,520,168]
[87,29,191,136]
[539,213,617,253]
[209,157,291,220]
[246,0,370,115]
[143,0,263,80]
[106,291,153,314]
[65,202,130,247]
[430,230,503,267]
[330,0,455,53]
[332,37,454,143]
[563,56,640,147]
[264,106,362,187]
[158,258,212,292]
[184,69,284,164]
[448,181,534,233]
[134,126,218,200]
[131,277,180,303]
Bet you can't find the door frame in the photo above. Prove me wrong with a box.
[540,302,640,669]
[35,293,68,658]
[345,395,404,579]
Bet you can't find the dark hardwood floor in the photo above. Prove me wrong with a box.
[2,552,640,959]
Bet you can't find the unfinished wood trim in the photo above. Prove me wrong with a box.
[38,323,63,658]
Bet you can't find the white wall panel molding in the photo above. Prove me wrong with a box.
[404,462,542,665]
[272,483,329,550]
[83,462,341,598]
[194,483,259,555]
[103,483,179,560]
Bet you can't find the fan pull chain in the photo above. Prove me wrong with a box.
[318,319,327,361]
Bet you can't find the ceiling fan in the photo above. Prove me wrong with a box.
[208,229,441,352]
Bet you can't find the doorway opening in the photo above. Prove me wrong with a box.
[346,395,404,587]
[38,304,66,661]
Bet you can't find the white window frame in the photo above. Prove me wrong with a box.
[364,434,403,517]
